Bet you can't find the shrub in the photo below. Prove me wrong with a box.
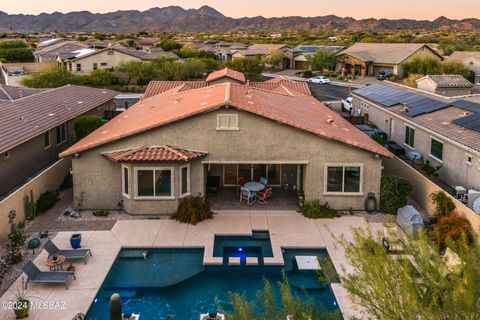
[430,191,456,218]
[74,115,104,140]
[303,70,313,78]
[380,175,412,214]
[371,133,386,145]
[172,196,213,225]
[93,209,110,217]
[337,75,345,81]
[60,173,73,190]
[8,229,26,247]
[403,74,423,88]
[421,159,441,178]
[36,191,59,214]
[431,212,474,252]
[300,199,340,219]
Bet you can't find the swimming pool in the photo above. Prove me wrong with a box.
[85,248,341,320]
[213,231,273,265]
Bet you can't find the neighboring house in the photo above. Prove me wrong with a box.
[448,51,480,84]
[181,40,248,62]
[60,68,391,215]
[36,38,65,50]
[293,45,345,70]
[57,45,178,74]
[34,41,88,63]
[0,62,55,86]
[336,43,443,77]
[416,75,474,97]
[0,85,118,198]
[351,82,480,191]
[232,44,294,70]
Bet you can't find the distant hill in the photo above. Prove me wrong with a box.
[0,6,479,32]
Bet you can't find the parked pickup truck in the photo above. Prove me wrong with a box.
[341,97,353,112]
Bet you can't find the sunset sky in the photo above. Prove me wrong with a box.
[2,0,479,20]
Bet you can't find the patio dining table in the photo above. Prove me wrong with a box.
[244,182,265,192]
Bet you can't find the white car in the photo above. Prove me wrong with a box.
[341,97,353,112]
[308,76,330,84]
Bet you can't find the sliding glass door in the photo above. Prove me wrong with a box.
[223,164,282,186]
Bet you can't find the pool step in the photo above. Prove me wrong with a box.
[228,257,241,265]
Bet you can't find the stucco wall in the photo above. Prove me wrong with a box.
[70,50,142,74]
[416,79,472,97]
[353,95,480,190]
[0,158,71,239]
[71,108,384,214]
[384,156,480,233]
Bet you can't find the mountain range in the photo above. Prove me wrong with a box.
[1,6,480,32]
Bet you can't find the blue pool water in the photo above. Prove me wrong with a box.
[86,248,340,320]
[213,231,273,265]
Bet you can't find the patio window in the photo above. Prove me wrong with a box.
[430,138,443,161]
[404,125,415,148]
[122,166,129,198]
[326,165,362,194]
[44,131,50,149]
[179,165,190,197]
[135,168,173,199]
[216,114,238,130]
[56,124,67,145]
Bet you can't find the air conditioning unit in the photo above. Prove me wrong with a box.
[467,190,480,210]
[452,186,467,201]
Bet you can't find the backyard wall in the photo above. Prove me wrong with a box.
[383,156,480,233]
[0,62,55,86]
[0,157,71,240]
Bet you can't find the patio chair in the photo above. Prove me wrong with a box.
[382,224,405,254]
[240,187,256,205]
[256,187,273,204]
[206,176,221,195]
[259,177,268,187]
[237,177,246,193]
[44,240,92,264]
[22,260,75,290]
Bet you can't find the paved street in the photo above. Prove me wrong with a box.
[308,83,351,102]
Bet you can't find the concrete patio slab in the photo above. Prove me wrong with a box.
[111,220,163,247]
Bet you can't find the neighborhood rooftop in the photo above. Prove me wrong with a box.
[0,85,118,154]
[0,84,45,101]
[416,75,474,88]
[61,68,391,158]
[102,146,208,162]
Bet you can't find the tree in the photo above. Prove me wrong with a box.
[380,175,412,214]
[401,56,442,77]
[84,68,119,87]
[262,50,284,71]
[340,228,480,320]
[159,39,182,51]
[117,61,156,85]
[74,115,104,140]
[0,40,34,62]
[306,49,338,71]
[225,57,264,80]
[440,60,471,78]
[21,67,80,88]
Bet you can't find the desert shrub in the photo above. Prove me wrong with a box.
[303,70,313,78]
[380,175,412,214]
[431,212,474,252]
[74,115,104,140]
[421,159,441,178]
[337,75,345,81]
[430,191,456,218]
[60,173,73,190]
[93,210,110,217]
[8,229,26,247]
[172,196,213,225]
[300,200,340,219]
[36,191,59,214]
[403,73,423,88]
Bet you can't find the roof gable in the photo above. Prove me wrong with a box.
[206,68,246,84]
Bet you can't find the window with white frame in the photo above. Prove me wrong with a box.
[122,166,130,198]
[404,125,415,148]
[135,168,173,199]
[56,124,67,145]
[216,114,238,130]
[430,138,443,161]
[325,165,362,194]
[179,165,190,197]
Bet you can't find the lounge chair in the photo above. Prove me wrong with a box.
[44,240,92,264]
[382,224,405,254]
[22,260,75,290]
[240,187,256,205]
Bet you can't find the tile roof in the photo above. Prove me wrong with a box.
[206,68,246,83]
[0,85,45,101]
[61,75,391,158]
[417,75,473,88]
[338,43,438,64]
[236,44,291,56]
[34,41,88,60]
[250,77,311,96]
[142,81,208,99]
[352,81,480,152]
[103,146,208,162]
[448,51,480,61]
[0,85,118,154]
[65,46,178,62]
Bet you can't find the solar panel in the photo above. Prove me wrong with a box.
[451,100,480,113]
[452,113,480,132]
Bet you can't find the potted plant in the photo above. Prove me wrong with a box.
[13,277,30,319]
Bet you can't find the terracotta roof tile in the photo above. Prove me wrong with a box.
[142,81,207,99]
[103,146,207,162]
[206,68,246,83]
[61,76,391,158]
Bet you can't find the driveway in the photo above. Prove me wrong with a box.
[308,83,351,102]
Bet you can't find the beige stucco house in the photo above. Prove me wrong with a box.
[448,51,480,84]
[336,43,443,77]
[232,44,294,70]
[57,45,178,74]
[61,68,391,215]
[351,82,480,191]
